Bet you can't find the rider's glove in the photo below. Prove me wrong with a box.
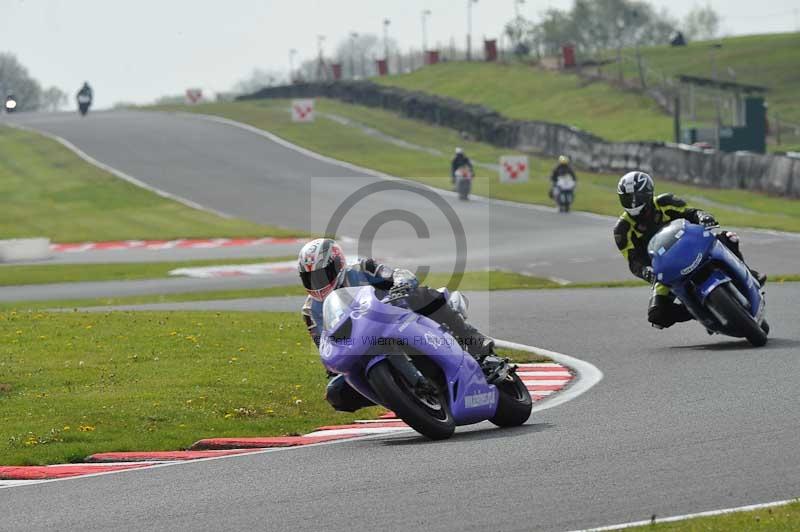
[392,269,418,289]
[642,266,657,285]
[698,212,717,227]
[387,269,419,302]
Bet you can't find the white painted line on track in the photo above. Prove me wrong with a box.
[303,427,413,437]
[0,480,44,488]
[572,497,799,531]
[0,338,600,490]
[5,122,236,220]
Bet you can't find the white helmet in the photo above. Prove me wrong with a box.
[455,147,463,154]
[297,238,347,301]
[617,171,654,217]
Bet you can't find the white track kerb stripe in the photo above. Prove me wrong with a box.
[0,339,602,490]
[5,122,235,220]
[572,498,799,531]
[493,340,602,413]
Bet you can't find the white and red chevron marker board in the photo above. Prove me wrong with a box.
[291,99,315,122]
[499,155,530,183]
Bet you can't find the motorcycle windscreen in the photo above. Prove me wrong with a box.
[648,221,714,285]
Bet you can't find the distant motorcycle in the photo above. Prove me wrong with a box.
[454,165,473,201]
[648,219,768,346]
[77,93,92,116]
[553,174,576,212]
[319,274,532,440]
[4,96,17,113]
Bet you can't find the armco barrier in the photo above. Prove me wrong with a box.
[239,81,799,198]
[0,238,52,263]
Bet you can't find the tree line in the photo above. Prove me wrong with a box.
[505,0,720,58]
[0,52,67,112]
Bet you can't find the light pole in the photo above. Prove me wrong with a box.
[288,48,297,82]
[350,32,359,79]
[383,18,391,61]
[710,43,723,128]
[316,35,326,81]
[467,0,478,61]
[514,0,525,19]
[421,9,432,53]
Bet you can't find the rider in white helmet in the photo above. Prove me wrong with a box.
[298,238,508,412]
[450,147,473,185]
[613,171,765,329]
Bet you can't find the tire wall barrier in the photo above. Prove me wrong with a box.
[239,81,799,198]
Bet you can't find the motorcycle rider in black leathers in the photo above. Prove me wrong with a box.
[298,238,508,412]
[451,147,473,185]
[613,171,766,329]
[77,82,93,102]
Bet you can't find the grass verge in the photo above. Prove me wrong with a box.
[624,499,800,531]
[376,61,671,142]
[0,257,293,287]
[3,273,799,312]
[152,100,800,233]
[0,310,385,465]
[0,309,553,465]
[0,125,307,242]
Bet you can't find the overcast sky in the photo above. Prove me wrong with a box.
[3,0,798,108]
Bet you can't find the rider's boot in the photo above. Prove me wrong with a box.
[325,374,376,412]
[432,304,510,384]
[750,269,767,287]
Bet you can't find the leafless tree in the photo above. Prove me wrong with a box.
[40,86,68,112]
[232,68,286,95]
[0,53,42,111]
[683,5,720,41]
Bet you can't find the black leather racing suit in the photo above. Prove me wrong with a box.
[451,153,473,183]
[302,258,492,411]
[613,193,749,328]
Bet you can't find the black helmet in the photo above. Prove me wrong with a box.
[617,171,654,216]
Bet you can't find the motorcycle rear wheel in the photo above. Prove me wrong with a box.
[489,372,532,427]
[707,283,767,347]
[367,359,455,440]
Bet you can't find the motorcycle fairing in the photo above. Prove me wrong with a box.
[321,285,498,425]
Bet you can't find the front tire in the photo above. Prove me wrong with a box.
[707,284,767,347]
[489,372,532,427]
[367,359,455,440]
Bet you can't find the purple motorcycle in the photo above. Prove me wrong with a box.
[319,283,532,440]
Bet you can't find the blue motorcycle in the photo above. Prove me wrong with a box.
[648,220,768,346]
[319,278,532,440]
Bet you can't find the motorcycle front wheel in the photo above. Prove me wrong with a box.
[367,359,455,440]
[707,283,767,347]
[489,371,532,427]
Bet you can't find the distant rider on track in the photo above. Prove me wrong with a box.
[613,171,766,329]
[451,147,473,185]
[549,155,577,198]
[298,238,508,412]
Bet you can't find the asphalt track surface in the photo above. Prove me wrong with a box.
[2,111,799,530]
[4,110,800,302]
[2,286,799,531]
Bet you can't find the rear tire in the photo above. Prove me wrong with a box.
[707,284,767,347]
[367,359,455,440]
[489,372,533,427]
